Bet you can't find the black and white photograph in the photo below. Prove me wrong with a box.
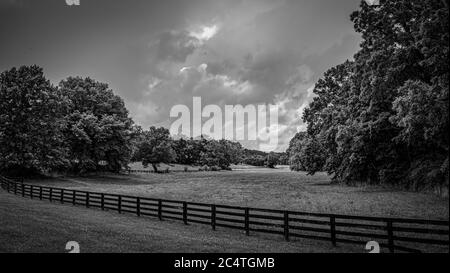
[0,0,448,265]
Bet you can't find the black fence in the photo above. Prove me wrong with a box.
[0,175,448,253]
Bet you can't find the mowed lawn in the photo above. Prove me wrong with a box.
[26,166,449,220]
[0,191,362,253]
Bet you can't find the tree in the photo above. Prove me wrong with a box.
[172,138,189,164]
[221,139,243,165]
[241,149,268,166]
[289,0,448,190]
[0,65,67,176]
[287,132,327,173]
[134,127,176,172]
[242,155,266,167]
[277,152,289,165]
[198,139,231,170]
[265,152,279,168]
[346,0,448,187]
[300,61,354,176]
[59,77,136,173]
[172,137,207,165]
[186,137,204,165]
[172,136,243,168]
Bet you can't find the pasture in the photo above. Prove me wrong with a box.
[1,166,448,253]
[26,166,449,220]
[0,190,362,253]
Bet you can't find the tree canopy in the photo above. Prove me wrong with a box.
[59,77,137,173]
[0,66,67,175]
[133,126,177,172]
[288,0,449,190]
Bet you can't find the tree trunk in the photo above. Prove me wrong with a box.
[152,164,158,173]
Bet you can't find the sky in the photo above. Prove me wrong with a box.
[0,0,363,151]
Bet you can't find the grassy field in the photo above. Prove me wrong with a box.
[25,166,449,220]
[0,191,362,253]
[2,166,448,253]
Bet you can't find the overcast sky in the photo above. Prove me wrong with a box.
[0,0,362,151]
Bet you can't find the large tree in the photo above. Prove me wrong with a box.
[134,127,176,172]
[290,0,449,190]
[59,77,136,173]
[0,65,67,175]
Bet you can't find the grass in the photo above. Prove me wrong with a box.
[26,166,449,220]
[0,191,363,253]
[2,166,448,253]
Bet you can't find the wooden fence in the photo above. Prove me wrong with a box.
[0,175,448,253]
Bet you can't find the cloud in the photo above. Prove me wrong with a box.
[189,25,219,43]
[130,63,255,124]
[0,0,362,151]
[150,30,200,63]
[129,0,361,151]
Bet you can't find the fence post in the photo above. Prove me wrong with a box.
[61,189,64,203]
[330,216,337,246]
[136,197,141,216]
[118,196,122,213]
[158,200,162,220]
[101,193,105,210]
[49,187,52,202]
[22,184,25,197]
[183,202,188,225]
[7,181,10,193]
[211,205,216,231]
[284,211,290,242]
[86,192,89,208]
[30,185,33,199]
[387,220,395,253]
[39,187,42,200]
[72,191,76,205]
[14,183,17,195]
[245,207,250,236]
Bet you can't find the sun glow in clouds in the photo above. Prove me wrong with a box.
[189,25,219,43]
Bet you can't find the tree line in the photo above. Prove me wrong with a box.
[130,128,288,172]
[132,128,244,172]
[0,66,137,176]
[287,0,449,190]
[0,67,285,176]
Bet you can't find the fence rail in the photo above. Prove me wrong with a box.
[0,175,448,253]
